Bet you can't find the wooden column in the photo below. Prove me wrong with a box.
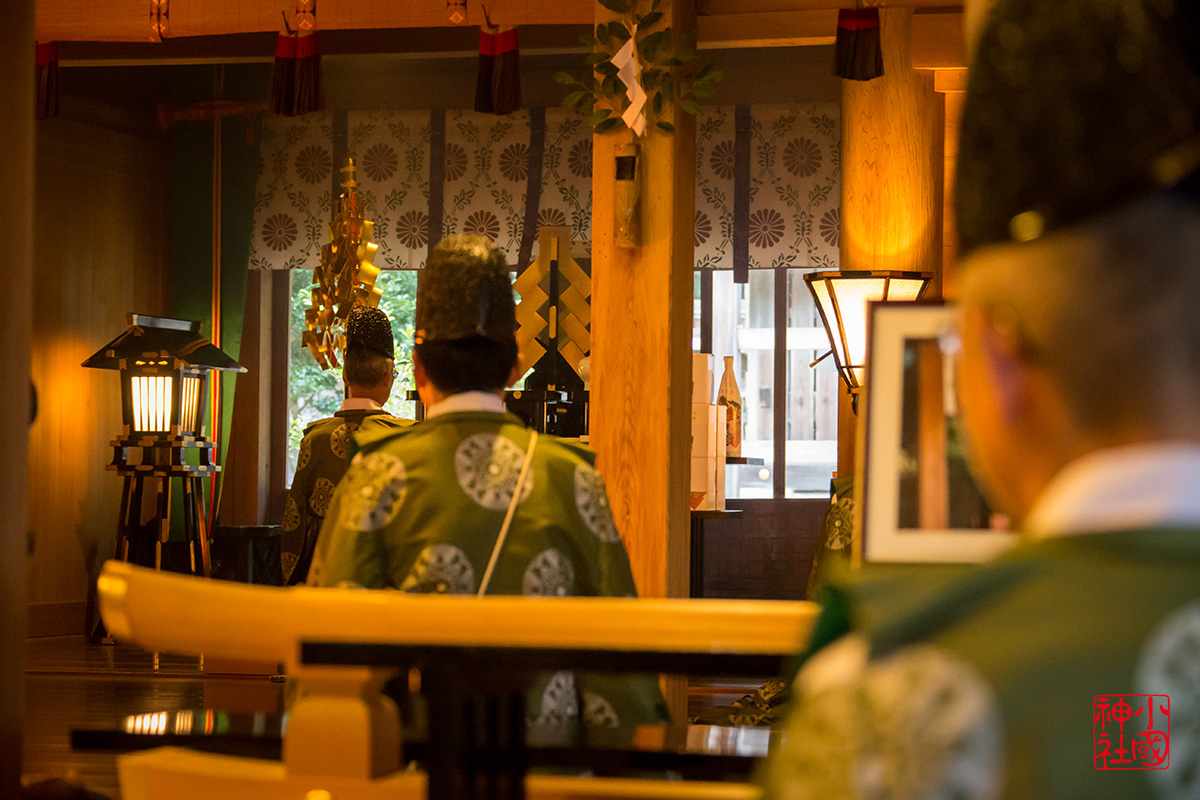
[938,69,968,298]
[591,0,696,600]
[0,1,34,791]
[838,7,944,479]
[224,270,275,525]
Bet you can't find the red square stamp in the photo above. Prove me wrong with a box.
[1094,694,1169,770]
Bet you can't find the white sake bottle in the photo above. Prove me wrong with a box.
[717,355,742,457]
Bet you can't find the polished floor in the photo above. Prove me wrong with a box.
[22,636,762,798]
[22,636,284,799]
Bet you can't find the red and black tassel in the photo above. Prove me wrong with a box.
[475,14,521,116]
[35,42,58,120]
[271,0,324,117]
[834,9,884,82]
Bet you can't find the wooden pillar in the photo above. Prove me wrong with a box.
[838,7,944,480]
[0,0,34,792]
[590,0,695,600]
[938,69,968,298]
[224,270,275,525]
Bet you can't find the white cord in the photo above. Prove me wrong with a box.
[477,430,538,596]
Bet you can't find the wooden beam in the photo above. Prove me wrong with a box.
[700,0,962,10]
[934,68,968,92]
[591,0,695,602]
[36,0,597,41]
[912,10,966,69]
[839,8,944,476]
[37,0,963,44]
[699,10,837,48]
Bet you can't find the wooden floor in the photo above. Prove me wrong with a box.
[22,636,762,798]
[22,636,285,799]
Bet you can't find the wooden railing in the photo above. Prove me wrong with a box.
[98,560,819,800]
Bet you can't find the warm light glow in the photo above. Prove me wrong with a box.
[805,270,931,392]
[174,710,194,735]
[181,376,201,433]
[126,711,169,736]
[131,375,174,432]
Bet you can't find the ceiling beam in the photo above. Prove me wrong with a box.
[911,10,965,69]
[699,10,838,48]
[42,1,962,65]
[698,0,961,11]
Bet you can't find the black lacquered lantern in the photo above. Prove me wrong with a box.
[84,314,244,575]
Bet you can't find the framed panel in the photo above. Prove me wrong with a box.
[858,302,1017,563]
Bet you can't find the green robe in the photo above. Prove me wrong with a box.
[281,408,412,585]
[761,530,1200,800]
[308,409,669,737]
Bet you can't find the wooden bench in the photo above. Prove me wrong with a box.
[98,560,819,800]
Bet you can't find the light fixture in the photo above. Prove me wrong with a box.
[83,314,244,577]
[804,270,932,396]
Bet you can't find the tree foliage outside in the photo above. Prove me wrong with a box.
[286,269,418,482]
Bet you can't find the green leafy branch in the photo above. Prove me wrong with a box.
[555,0,723,136]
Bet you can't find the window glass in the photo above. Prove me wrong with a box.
[711,270,774,499]
[785,268,838,496]
[693,267,839,499]
[286,269,418,483]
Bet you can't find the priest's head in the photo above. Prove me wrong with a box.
[413,235,522,405]
[952,0,1200,526]
[343,305,396,405]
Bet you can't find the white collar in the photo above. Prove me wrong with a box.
[1025,442,1200,537]
[338,397,383,412]
[424,391,506,419]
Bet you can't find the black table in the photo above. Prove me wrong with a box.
[72,710,776,784]
[297,641,786,800]
[690,509,743,598]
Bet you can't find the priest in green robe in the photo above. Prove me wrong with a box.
[762,1,1200,797]
[281,306,412,585]
[309,235,668,737]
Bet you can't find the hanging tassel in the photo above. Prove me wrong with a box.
[271,0,324,117]
[35,42,59,120]
[834,9,883,81]
[448,0,468,26]
[476,6,521,115]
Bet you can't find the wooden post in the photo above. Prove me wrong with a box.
[839,7,944,480]
[915,339,949,529]
[590,0,695,601]
[937,69,968,298]
[0,1,34,791]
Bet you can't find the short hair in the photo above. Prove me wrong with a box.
[960,189,1200,434]
[416,336,518,395]
[342,345,393,389]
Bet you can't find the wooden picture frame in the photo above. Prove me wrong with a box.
[856,302,1018,563]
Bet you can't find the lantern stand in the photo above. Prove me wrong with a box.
[84,314,245,577]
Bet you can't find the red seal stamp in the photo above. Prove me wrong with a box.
[1095,694,1169,770]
